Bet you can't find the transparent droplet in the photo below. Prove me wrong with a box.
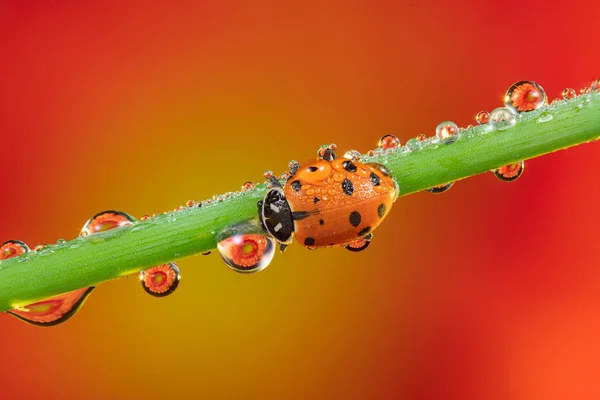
[591,79,600,93]
[317,144,337,161]
[217,234,275,274]
[81,210,135,236]
[435,121,459,144]
[416,134,427,141]
[56,238,67,246]
[562,88,577,100]
[140,262,181,297]
[426,182,454,194]
[581,87,591,95]
[186,200,195,208]
[378,134,400,150]
[343,150,361,161]
[489,107,516,131]
[405,138,422,152]
[493,161,524,182]
[0,240,30,260]
[537,111,553,123]
[504,81,546,113]
[34,243,49,252]
[140,214,150,221]
[475,111,490,125]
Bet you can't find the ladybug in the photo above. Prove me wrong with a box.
[258,146,398,252]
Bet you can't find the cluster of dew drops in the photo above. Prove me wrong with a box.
[1,78,599,301]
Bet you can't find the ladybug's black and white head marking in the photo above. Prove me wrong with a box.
[259,187,294,244]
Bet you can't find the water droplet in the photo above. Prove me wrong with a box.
[186,200,195,208]
[263,170,274,180]
[426,182,454,194]
[141,214,150,221]
[0,240,30,260]
[34,243,49,252]
[81,210,135,236]
[217,234,275,274]
[475,111,490,125]
[562,88,577,100]
[378,134,400,150]
[493,161,524,182]
[537,111,553,123]
[581,87,591,95]
[416,134,427,141]
[591,79,600,92]
[317,144,337,161]
[489,107,516,131]
[56,238,67,246]
[435,121,459,144]
[241,181,256,192]
[504,81,546,113]
[140,262,181,297]
[405,138,422,152]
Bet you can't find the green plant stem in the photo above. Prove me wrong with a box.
[1,94,599,312]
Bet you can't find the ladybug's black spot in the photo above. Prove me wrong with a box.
[370,172,381,187]
[342,160,357,172]
[304,237,315,246]
[342,179,354,196]
[313,197,320,204]
[377,203,386,218]
[358,226,371,237]
[319,219,325,225]
[307,166,318,172]
[349,211,361,227]
[291,180,302,191]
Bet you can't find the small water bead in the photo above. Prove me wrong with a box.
[476,111,490,125]
[56,238,67,246]
[0,240,30,260]
[435,121,459,144]
[426,182,454,194]
[489,107,516,131]
[34,243,49,252]
[140,214,150,221]
[318,144,337,161]
[405,138,422,152]
[378,134,400,150]
[562,88,577,100]
[241,181,255,192]
[504,81,546,113]
[186,200,195,208]
[416,134,427,141]
[493,161,525,182]
[140,262,181,297]
[217,234,275,274]
[343,150,361,161]
[591,79,600,92]
[81,210,135,236]
[580,87,591,95]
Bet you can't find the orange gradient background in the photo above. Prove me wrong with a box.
[1,1,600,399]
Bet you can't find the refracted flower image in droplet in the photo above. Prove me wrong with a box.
[140,262,181,297]
[504,81,546,113]
[562,88,577,100]
[217,234,275,273]
[0,240,30,260]
[378,134,400,150]
[493,161,525,182]
[475,111,490,125]
[343,150,362,161]
[435,121,459,144]
[426,182,454,194]
[80,210,135,236]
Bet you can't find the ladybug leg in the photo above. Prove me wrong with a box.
[279,243,288,253]
[345,233,373,252]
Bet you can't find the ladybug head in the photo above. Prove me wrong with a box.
[258,187,294,244]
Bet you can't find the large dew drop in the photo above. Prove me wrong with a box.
[493,161,525,182]
[217,233,275,274]
[504,81,546,113]
[378,134,400,150]
[140,262,181,297]
[80,210,135,236]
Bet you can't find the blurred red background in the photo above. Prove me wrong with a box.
[1,1,600,399]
